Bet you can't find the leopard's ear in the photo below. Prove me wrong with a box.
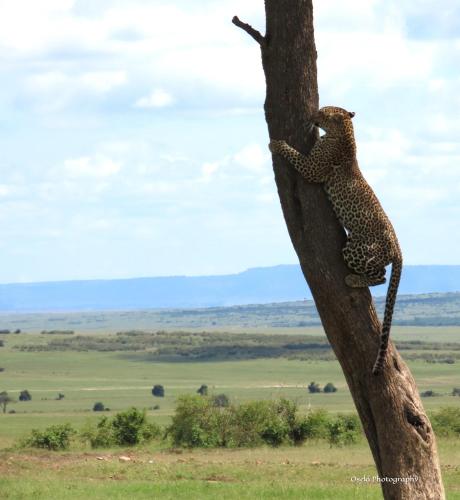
[348,111,355,118]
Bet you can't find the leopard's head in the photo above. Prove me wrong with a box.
[312,106,355,136]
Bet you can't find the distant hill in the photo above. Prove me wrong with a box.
[0,265,459,312]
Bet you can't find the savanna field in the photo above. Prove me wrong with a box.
[0,314,459,499]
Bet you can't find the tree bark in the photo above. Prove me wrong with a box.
[233,2,445,499]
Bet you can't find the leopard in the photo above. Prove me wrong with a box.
[269,106,402,375]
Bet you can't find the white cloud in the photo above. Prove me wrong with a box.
[78,71,127,93]
[29,70,127,93]
[234,144,269,172]
[0,185,12,197]
[63,155,121,178]
[135,89,174,108]
[24,70,127,111]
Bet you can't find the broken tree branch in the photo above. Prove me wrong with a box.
[232,16,265,46]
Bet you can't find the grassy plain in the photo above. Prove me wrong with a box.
[0,441,459,499]
[1,328,460,447]
[0,326,459,498]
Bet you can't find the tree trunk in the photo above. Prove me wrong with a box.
[233,2,445,499]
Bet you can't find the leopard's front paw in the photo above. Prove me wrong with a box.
[269,139,287,154]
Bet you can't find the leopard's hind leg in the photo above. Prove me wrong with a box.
[342,239,388,288]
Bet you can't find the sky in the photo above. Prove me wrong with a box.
[0,0,459,283]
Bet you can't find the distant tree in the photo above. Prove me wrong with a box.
[452,388,460,397]
[93,402,105,411]
[197,384,208,396]
[0,341,4,347]
[19,390,32,401]
[212,394,230,407]
[308,382,321,394]
[14,329,21,334]
[152,385,165,397]
[0,368,4,372]
[0,391,15,413]
[0,330,10,335]
[56,393,65,400]
[421,390,438,398]
[323,383,338,393]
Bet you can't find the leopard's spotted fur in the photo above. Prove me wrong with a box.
[269,106,402,375]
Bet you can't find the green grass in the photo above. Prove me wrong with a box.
[1,331,460,448]
[0,441,459,499]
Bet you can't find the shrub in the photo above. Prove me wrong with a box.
[19,390,32,401]
[421,390,439,397]
[56,393,65,400]
[298,409,330,440]
[231,400,285,447]
[452,388,460,397]
[81,416,114,448]
[431,407,460,437]
[327,414,361,446]
[140,421,162,443]
[81,408,161,448]
[166,395,223,448]
[308,382,321,393]
[22,424,76,450]
[323,383,338,393]
[93,402,105,412]
[197,384,208,396]
[0,391,15,413]
[167,396,320,448]
[211,393,230,407]
[152,385,165,397]
[112,407,159,446]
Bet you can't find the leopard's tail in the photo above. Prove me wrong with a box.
[372,256,402,375]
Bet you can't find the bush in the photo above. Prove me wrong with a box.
[211,393,230,407]
[421,390,439,397]
[81,408,161,448]
[152,385,165,397]
[93,402,105,412]
[452,388,460,397]
[323,383,337,393]
[81,416,114,448]
[112,407,159,445]
[308,382,321,393]
[0,391,15,413]
[166,395,223,448]
[22,424,76,450]
[19,390,32,401]
[298,409,330,440]
[197,384,208,396]
[166,396,325,449]
[230,400,287,447]
[431,407,460,437]
[327,414,361,446]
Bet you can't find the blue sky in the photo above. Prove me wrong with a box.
[0,0,459,283]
